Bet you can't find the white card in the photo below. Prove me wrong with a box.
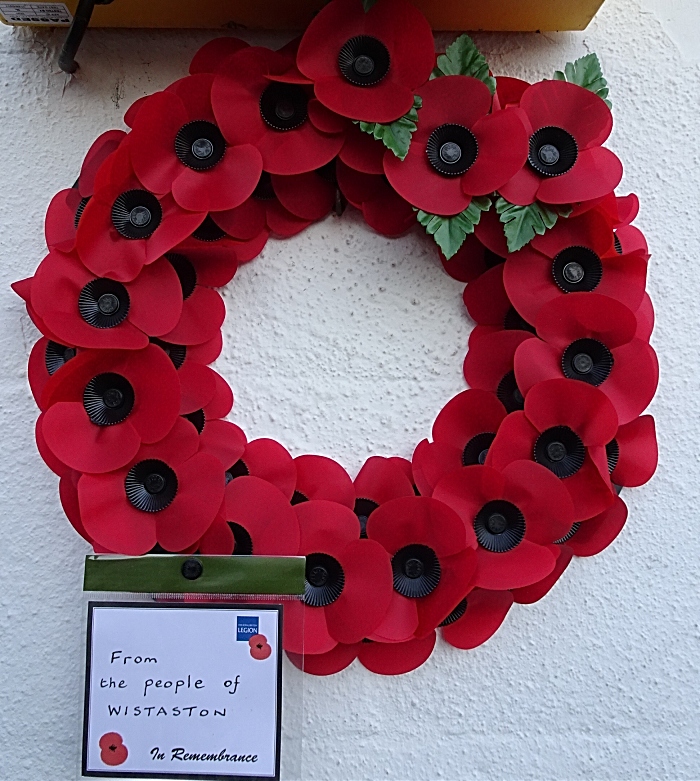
[0,2,72,25]
[82,602,282,779]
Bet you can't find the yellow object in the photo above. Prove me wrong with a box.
[1,0,606,32]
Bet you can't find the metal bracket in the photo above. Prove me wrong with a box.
[58,0,115,74]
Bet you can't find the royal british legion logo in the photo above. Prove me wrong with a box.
[236,615,259,640]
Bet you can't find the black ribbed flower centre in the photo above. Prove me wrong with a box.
[534,425,585,478]
[426,124,478,176]
[562,338,614,386]
[338,36,390,86]
[528,126,578,177]
[260,83,309,131]
[175,121,226,170]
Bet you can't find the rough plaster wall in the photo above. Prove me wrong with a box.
[0,0,698,778]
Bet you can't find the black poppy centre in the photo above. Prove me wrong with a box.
[45,340,76,375]
[165,253,197,300]
[193,215,228,242]
[225,459,249,484]
[125,458,178,512]
[474,499,525,553]
[462,431,496,466]
[78,278,130,329]
[150,337,187,369]
[260,82,309,131]
[497,370,525,413]
[338,35,390,87]
[504,306,536,334]
[392,544,441,598]
[528,126,578,177]
[183,408,205,434]
[534,425,585,478]
[426,124,478,177]
[554,522,582,544]
[175,120,226,171]
[83,372,135,426]
[438,597,468,627]
[112,189,163,239]
[562,338,614,386]
[552,246,603,293]
[74,196,90,229]
[304,552,345,607]
[228,522,254,555]
[354,498,379,538]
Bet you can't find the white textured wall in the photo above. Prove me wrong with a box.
[1,0,699,778]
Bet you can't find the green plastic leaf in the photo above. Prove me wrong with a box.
[431,34,496,95]
[495,197,572,253]
[417,197,492,259]
[553,53,612,109]
[357,95,422,160]
[362,0,378,10]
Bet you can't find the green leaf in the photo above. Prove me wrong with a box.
[431,34,496,95]
[553,53,612,109]
[357,95,422,160]
[495,197,571,253]
[362,0,378,10]
[417,197,492,259]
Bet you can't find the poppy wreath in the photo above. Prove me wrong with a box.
[14,0,659,677]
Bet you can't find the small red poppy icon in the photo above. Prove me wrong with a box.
[99,732,128,766]
[249,634,272,660]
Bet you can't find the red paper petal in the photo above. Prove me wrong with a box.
[326,538,394,644]
[354,456,415,505]
[415,548,477,636]
[367,590,419,642]
[358,634,436,675]
[294,454,355,507]
[203,372,234,419]
[463,264,512,326]
[497,164,541,207]
[162,286,226,346]
[339,125,385,175]
[35,412,73,477]
[604,340,658,425]
[538,147,623,205]
[463,329,532,392]
[513,336,562,395]
[530,207,613,259]
[494,76,530,108]
[511,545,573,604]
[366,496,469,559]
[286,643,360,676]
[432,389,507,452]
[272,171,335,221]
[524,378,619,447]
[224,476,300,555]
[296,500,360,558]
[241,438,297,499]
[284,600,335,656]
[266,200,312,237]
[520,80,613,148]
[411,439,462,498]
[474,207,509,258]
[484,411,540,473]
[178,361,217,414]
[198,420,246,469]
[212,198,267,241]
[567,495,627,557]
[45,189,80,251]
[441,588,514,649]
[80,130,126,197]
[612,415,657,487]
[362,190,415,238]
[198,514,235,555]
[190,37,249,74]
[476,541,557,590]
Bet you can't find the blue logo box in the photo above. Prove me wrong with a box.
[236,615,259,640]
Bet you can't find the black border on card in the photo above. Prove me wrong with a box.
[82,601,284,781]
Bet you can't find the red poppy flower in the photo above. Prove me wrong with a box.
[608,415,658,488]
[440,588,514,649]
[296,0,435,123]
[439,208,507,282]
[292,455,355,508]
[510,545,573,604]
[223,438,297,500]
[503,208,647,325]
[45,130,126,253]
[40,345,180,474]
[129,74,262,213]
[433,460,573,590]
[28,337,79,412]
[336,160,414,237]
[463,264,536,343]
[79,418,223,554]
[30,249,183,350]
[463,330,532,413]
[211,46,346,176]
[514,293,659,425]
[287,633,436,676]
[214,167,336,240]
[199,475,301,556]
[412,390,507,497]
[75,142,206,283]
[284,500,393,654]
[352,455,415,537]
[385,76,528,216]
[498,80,622,206]
[366,496,477,640]
[560,494,628,557]
[486,378,618,521]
